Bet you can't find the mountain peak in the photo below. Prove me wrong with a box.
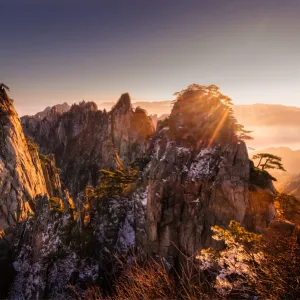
[70,101,98,114]
[112,93,132,113]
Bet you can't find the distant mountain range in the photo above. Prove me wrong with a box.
[26,101,300,127]
[279,174,300,199]
[98,101,172,116]
[32,101,299,150]
[24,101,300,151]
[250,147,300,175]
[30,101,299,198]
[233,104,300,127]
[29,102,71,119]
[94,101,300,125]
[232,104,300,150]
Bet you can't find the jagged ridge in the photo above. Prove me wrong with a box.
[22,94,155,196]
[0,85,278,299]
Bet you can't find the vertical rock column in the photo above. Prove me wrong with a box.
[0,92,48,229]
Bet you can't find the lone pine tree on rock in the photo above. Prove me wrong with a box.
[253,153,286,171]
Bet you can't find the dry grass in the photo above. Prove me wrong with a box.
[69,221,299,300]
[72,255,216,300]
[256,227,300,299]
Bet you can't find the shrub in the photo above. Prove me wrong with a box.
[39,153,51,164]
[75,257,212,300]
[197,220,300,299]
[48,197,64,213]
[26,136,39,152]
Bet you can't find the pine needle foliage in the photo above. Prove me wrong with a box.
[169,84,252,146]
[252,153,286,171]
[92,168,138,198]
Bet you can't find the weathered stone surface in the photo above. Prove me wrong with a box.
[22,94,155,196]
[8,188,147,299]
[144,87,276,258]
[2,94,153,298]
[145,134,256,257]
[39,154,63,198]
[0,94,48,229]
[0,86,279,298]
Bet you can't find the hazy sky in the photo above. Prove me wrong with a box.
[1,0,300,115]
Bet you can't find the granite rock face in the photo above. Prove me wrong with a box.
[0,85,279,298]
[22,94,155,196]
[1,93,153,298]
[0,89,75,298]
[0,91,48,229]
[144,86,276,258]
[7,186,147,299]
[20,86,277,261]
[145,136,276,258]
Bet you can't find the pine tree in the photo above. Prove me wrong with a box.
[252,153,286,171]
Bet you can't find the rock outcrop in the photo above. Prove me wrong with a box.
[7,182,147,299]
[22,94,155,196]
[1,93,154,298]
[0,89,75,298]
[20,85,277,261]
[0,84,279,298]
[0,89,48,229]
[144,85,276,258]
[22,102,71,121]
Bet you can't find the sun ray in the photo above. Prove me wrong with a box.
[208,107,230,147]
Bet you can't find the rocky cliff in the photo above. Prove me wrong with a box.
[22,102,71,121]
[0,89,48,229]
[0,84,278,299]
[0,87,73,298]
[0,93,154,298]
[144,85,276,258]
[22,94,155,196]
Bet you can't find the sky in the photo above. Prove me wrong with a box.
[1,0,300,116]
